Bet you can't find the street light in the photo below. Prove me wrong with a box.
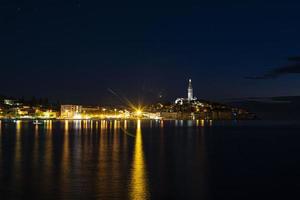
[135,109,142,117]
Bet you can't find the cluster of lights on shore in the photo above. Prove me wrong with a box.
[61,106,149,120]
[0,79,248,121]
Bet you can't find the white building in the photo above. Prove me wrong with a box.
[175,79,197,105]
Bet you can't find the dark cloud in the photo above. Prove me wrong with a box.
[245,57,300,79]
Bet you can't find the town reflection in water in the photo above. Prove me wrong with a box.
[62,119,149,199]
[0,119,210,199]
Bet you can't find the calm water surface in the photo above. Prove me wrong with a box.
[0,120,299,200]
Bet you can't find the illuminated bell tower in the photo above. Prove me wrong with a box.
[188,78,193,101]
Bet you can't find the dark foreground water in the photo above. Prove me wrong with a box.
[0,120,299,200]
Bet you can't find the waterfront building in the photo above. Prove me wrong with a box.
[60,105,82,119]
[35,108,58,119]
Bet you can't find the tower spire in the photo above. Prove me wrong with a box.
[188,78,193,101]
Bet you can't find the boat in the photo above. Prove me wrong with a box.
[33,120,43,125]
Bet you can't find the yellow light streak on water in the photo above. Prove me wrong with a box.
[201,119,205,127]
[0,120,1,161]
[13,120,22,184]
[61,119,70,198]
[124,120,127,130]
[130,120,149,200]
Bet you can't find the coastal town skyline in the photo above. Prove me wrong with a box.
[1,76,299,120]
[0,79,256,120]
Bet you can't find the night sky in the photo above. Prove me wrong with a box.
[1,0,300,104]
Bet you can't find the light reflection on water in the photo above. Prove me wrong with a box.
[130,120,149,200]
[14,120,21,188]
[0,119,212,199]
[1,119,297,199]
[1,118,228,198]
[61,119,70,198]
[0,120,1,167]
